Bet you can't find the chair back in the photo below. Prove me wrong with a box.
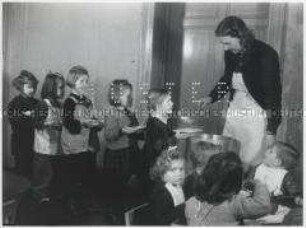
[124,203,149,226]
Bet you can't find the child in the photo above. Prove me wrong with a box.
[8,70,40,180]
[184,141,222,199]
[147,146,186,225]
[143,89,176,180]
[32,72,65,200]
[103,79,144,223]
[185,151,271,225]
[250,142,302,224]
[103,79,144,185]
[141,88,177,196]
[61,65,101,196]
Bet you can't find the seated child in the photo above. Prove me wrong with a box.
[185,151,271,226]
[249,141,302,224]
[147,146,186,225]
[184,141,222,199]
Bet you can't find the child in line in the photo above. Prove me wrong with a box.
[61,65,100,198]
[142,88,176,195]
[32,72,65,201]
[103,79,144,224]
[184,141,222,199]
[250,141,302,224]
[104,79,144,184]
[8,70,40,180]
[147,146,186,225]
[185,151,271,226]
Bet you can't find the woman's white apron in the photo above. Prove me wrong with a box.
[223,72,267,167]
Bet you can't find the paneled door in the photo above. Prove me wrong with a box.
[180,3,271,134]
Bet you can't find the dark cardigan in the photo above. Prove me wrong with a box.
[209,39,282,135]
[143,116,177,168]
[147,182,186,225]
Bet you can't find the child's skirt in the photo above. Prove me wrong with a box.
[103,147,132,182]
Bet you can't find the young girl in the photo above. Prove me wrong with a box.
[61,65,101,194]
[103,79,144,185]
[8,70,40,180]
[250,142,301,224]
[185,151,271,225]
[32,72,65,200]
[147,146,186,225]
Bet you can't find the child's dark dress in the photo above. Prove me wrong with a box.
[146,182,186,225]
[141,116,176,195]
[143,116,176,168]
[8,95,41,179]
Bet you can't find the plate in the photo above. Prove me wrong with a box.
[174,127,203,138]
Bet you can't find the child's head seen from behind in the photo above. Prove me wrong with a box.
[12,70,39,98]
[150,147,186,186]
[41,72,65,101]
[108,79,133,108]
[195,151,243,204]
[66,65,89,94]
[190,141,222,174]
[264,141,299,170]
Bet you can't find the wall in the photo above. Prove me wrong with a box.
[3,3,154,167]
[277,4,303,155]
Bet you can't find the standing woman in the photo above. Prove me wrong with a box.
[200,16,282,171]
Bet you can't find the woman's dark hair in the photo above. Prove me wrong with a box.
[215,16,255,50]
[41,72,65,102]
[108,79,133,107]
[12,70,39,92]
[195,151,243,205]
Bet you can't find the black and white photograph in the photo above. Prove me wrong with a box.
[2,1,303,226]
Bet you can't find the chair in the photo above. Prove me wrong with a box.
[3,199,19,225]
[3,170,31,225]
[124,203,149,226]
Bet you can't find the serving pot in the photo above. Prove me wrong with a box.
[186,133,241,155]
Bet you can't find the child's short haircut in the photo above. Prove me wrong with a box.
[150,146,184,181]
[66,65,89,88]
[195,151,243,204]
[108,79,132,107]
[274,141,299,170]
[147,88,169,112]
[190,141,222,169]
[12,70,39,91]
[41,72,65,100]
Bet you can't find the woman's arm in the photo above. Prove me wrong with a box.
[260,49,282,135]
[209,51,234,103]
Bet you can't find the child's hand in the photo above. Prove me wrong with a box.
[294,196,303,206]
[122,125,145,134]
[23,110,34,117]
[82,119,103,128]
